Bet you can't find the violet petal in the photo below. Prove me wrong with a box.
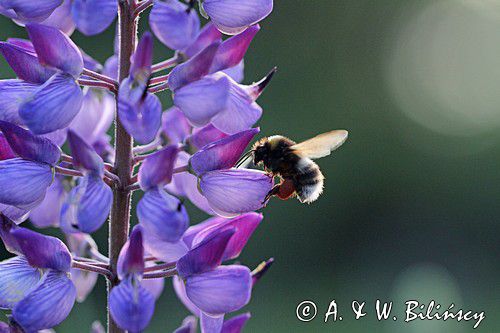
[221,313,251,333]
[19,73,84,135]
[150,0,200,51]
[0,120,61,165]
[67,130,104,175]
[137,188,189,243]
[138,145,179,190]
[26,23,83,77]
[199,169,273,217]
[0,256,42,309]
[117,226,144,280]
[0,80,38,125]
[12,271,76,332]
[71,0,117,36]
[202,0,273,35]
[190,128,259,174]
[185,265,252,315]
[109,277,155,333]
[177,228,235,278]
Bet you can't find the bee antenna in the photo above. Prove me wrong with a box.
[235,150,255,168]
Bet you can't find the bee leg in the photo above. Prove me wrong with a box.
[264,185,281,203]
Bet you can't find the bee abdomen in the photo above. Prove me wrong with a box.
[295,159,324,203]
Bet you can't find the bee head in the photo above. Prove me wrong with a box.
[252,138,269,166]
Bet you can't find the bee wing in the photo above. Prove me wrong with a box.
[291,130,348,159]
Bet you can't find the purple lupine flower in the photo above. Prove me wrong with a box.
[60,131,112,234]
[199,169,273,217]
[118,32,162,144]
[0,0,117,36]
[110,226,156,333]
[0,24,85,134]
[150,0,200,51]
[202,0,273,35]
[189,128,259,174]
[0,121,60,208]
[29,176,67,228]
[221,313,251,333]
[162,106,192,145]
[0,215,76,332]
[0,0,63,23]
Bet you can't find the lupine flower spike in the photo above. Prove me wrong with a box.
[0,0,349,332]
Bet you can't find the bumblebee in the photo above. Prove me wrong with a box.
[251,130,348,203]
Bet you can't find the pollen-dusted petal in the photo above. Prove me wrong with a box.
[0,0,63,22]
[188,124,228,150]
[190,128,259,174]
[60,175,112,234]
[12,271,76,333]
[0,158,53,208]
[29,177,66,228]
[19,73,84,135]
[184,22,222,58]
[137,188,189,243]
[168,41,220,91]
[199,169,273,217]
[203,0,273,35]
[173,276,201,316]
[118,89,162,144]
[185,265,252,315]
[201,313,224,333]
[67,130,104,175]
[210,25,259,74]
[173,73,230,127]
[0,120,61,165]
[109,278,155,333]
[192,212,262,261]
[138,145,179,190]
[142,230,188,263]
[162,106,192,145]
[71,0,117,36]
[150,0,200,51]
[173,315,197,333]
[0,256,43,309]
[177,228,235,278]
[117,226,145,280]
[40,0,75,35]
[11,227,72,271]
[211,78,262,135]
[0,42,56,84]
[26,23,83,77]
[0,80,38,125]
[222,313,251,333]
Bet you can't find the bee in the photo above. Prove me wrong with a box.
[249,130,348,204]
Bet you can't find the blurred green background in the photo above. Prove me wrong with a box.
[1,0,500,332]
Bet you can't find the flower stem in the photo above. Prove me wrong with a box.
[72,261,114,280]
[143,269,178,279]
[82,68,119,88]
[143,261,177,272]
[108,1,137,332]
[77,79,117,94]
[152,54,182,73]
[54,166,84,177]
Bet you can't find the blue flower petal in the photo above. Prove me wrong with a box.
[60,175,112,234]
[150,0,200,51]
[12,271,76,332]
[138,145,179,190]
[0,158,53,208]
[0,256,42,309]
[201,313,224,333]
[185,265,252,315]
[19,73,84,135]
[71,0,117,36]
[137,188,189,243]
[109,278,155,333]
[221,313,251,333]
[0,0,63,22]
[117,226,145,280]
[0,80,38,124]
